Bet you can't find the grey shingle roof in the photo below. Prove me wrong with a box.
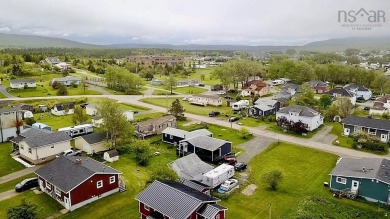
[344,83,370,92]
[254,99,278,106]
[308,80,328,87]
[136,115,176,127]
[277,105,320,117]
[183,180,211,192]
[81,132,107,145]
[253,105,273,111]
[376,95,390,103]
[182,136,230,151]
[330,157,390,184]
[171,154,214,179]
[52,77,81,82]
[0,107,22,113]
[135,181,218,219]
[343,116,390,131]
[327,87,354,97]
[162,127,212,139]
[24,131,71,148]
[199,204,226,218]
[10,79,36,84]
[105,149,118,158]
[35,156,121,192]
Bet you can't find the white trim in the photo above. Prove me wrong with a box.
[55,187,61,196]
[109,176,115,184]
[46,181,52,189]
[97,180,103,188]
[336,177,347,184]
[144,204,150,211]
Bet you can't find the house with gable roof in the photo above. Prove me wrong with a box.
[276,105,324,131]
[162,127,213,145]
[370,95,390,115]
[344,83,372,101]
[35,156,122,211]
[134,115,177,138]
[327,87,357,105]
[169,153,214,181]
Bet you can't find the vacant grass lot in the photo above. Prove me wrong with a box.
[33,113,78,130]
[150,85,207,95]
[220,142,390,218]
[0,142,25,177]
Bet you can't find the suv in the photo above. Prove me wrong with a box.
[15,178,38,192]
[209,111,220,117]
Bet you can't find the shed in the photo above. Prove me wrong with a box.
[23,111,34,119]
[75,132,107,154]
[104,150,119,162]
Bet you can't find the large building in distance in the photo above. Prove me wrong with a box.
[126,56,184,66]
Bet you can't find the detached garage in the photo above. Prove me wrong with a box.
[75,132,107,154]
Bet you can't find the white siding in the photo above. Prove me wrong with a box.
[276,112,323,131]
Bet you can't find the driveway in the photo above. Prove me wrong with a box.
[311,125,337,145]
[87,85,111,95]
[0,85,15,98]
[237,136,275,163]
[0,190,19,201]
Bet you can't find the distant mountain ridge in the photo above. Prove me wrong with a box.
[0,33,389,51]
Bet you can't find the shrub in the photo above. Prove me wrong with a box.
[70,81,78,88]
[239,127,251,139]
[24,118,36,126]
[147,167,178,184]
[261,170,284,190]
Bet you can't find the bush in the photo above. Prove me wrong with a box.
[239,127,251,139]
[352,131,389,153]
[133,141,151,166]
[261,170,284,190]
[70,81,78,88]
[147,167,178,184]
[24,118,36,126]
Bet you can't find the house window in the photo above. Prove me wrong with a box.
[20,145,24,150]
[55,187,61,196]
[97,180,103,188]
[46,182,51,190]
[64,197,68,204]
[28,148,32,154]
[216,215,220,219]
[109,176,115,184]
[369,128,376,135]
[170,135,173,140]
[144,205,150,211]
[51,145,54,149]
[336,177,347,184]
[164,134,167,137]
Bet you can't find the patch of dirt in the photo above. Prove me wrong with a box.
[241,184,257,196]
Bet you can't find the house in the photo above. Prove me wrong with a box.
[308,80,329,94]
[126,56,184,66]
[14,103,35,112]
[32,123,52,131]
[13,128,72,164]
[327,87,357,105]
[92,115,103,127]
[35,156,122,211]
[370,95,390,115]
[176,79,201,87]
[53,62,70,71]
[0,108,23,142]
[169,153,214,181]
[248,99,281,117]
[51,103,75,116]
[276,105,324,131]
[86,104,98,116]
[190,94,223,106]
[135,180,227,219]
[134,115,177,138]
[10,79,36,89]
[178,135,232,163]
[329,157,390,205]
[273,84,300,102]
[162,127,213,145]
[75,132,107,154]
[342,116,390,143]
[45,57,61,65]
[344,83,373,101]
[104,149,119,162]
[51,77,81,86]
[241,80,270,97]
[149,78,163,86]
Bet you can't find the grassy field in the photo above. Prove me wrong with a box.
[0,142,25,177]
[0,173,35,193]
[331,123,354,148]
[266,123,325,139]
[220,142,390,218]
[150,86,207,95]
[33,113,79,130]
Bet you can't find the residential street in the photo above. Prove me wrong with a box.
[0,85,15,98]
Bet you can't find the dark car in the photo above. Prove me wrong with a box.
[132,111,139,114]
[356,97,365,103]
[209,111,220,117]
[227,89,237,94]
[198,84,205,87]
[363,106,370,110]
[15,178,38,192]
[229,117,239,122]
[234,162,247,171]
[80,103,89,108]
[224,96,234,100]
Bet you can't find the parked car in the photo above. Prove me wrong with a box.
[224,96,234,100]
[229,117,239,122]
[217,91,226,95]
[356,97,365,103]
[80,103,89,108]
[220,179,239,192]
[15,178,38,192]
[198,84,205,87]
[234,162,247,171]
[211,85,224,91]
[363,106,370,110]
[209,111,220,117]
[227,89,237,94]
[58,148,82,157]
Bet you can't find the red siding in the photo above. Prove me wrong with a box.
[70,174,119,206]
[139,202,154,216]
[216,210,225,219]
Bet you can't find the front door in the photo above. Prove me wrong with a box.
[351,180,359,192]
[344,128,350,136]
[381,134,388,143]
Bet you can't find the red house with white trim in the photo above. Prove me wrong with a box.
[35,156,122,211]
[136,180,227,219]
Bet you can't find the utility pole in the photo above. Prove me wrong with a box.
[269,203,272,219]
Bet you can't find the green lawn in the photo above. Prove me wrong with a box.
[266,123,325,139]
[133,112,167,122]
[220,142,390,218]
[331,123,354,148]
[151,86,207,95]
[117,103,149,112]
[0,142,25,177]
[0,190,63,219]
[33,113,78,130]
[192,68,221,86]
[0,173,35,193]
[0,92,7,98]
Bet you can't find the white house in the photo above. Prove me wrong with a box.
[86,104,98,116]
[370,95,390,115]
[51,76,81,86]
[240,89,251,97]
[51,103,75,116]
[75,132,107,154]
[13,128,72,164]
[276,105,324,131]
[189,94,223,106]
[53,62,71,71]
[44,57,61,65]
[10,79,36,89]
[344,83,373,101]
[0,108,24,142]
[327,87,357,106]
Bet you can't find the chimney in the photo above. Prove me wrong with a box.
[362,167,366,172]
[76,158,82,164]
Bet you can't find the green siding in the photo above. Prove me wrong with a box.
[330,175,390,203]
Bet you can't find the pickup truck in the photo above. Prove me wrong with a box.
[58,148,82,157]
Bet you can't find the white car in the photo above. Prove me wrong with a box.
[218,91,226,95]
[220,179,238,191]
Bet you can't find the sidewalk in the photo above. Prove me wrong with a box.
[0,165,41,184]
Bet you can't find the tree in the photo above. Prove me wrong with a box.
[8,199,38,219]
[97,98,134,148]
[335,97,353,118]
[293,83,317,106]
[261,170,284,190]
[239,127,251,139]
[51,81,60,89]
[285,49,296,57]
[56,83,68,96]
[147,166,178,184]
[169,99,185,119]
[319,95,333,109]
[324,104,340,122]
[72,107,88,124]
[164,74,177,95]
[132,140,151,166]
[24,118,36,126]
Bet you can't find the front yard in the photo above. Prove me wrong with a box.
[0,142,25,177]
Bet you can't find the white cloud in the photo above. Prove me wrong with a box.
[0,26,11,33]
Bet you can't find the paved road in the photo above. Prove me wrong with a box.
[88,85,111,95]
[0,85,15,98]
[237,136,275,163]
[0,190,19,201]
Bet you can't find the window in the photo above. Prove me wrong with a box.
[55,187,61,196]
[336,177,347,184]
[216,215,220,219]
[170,135,173,140]
[109,176,115,184]
[64,197,68,204]
[97,180,103,188]
[28,148,32,154]
[46,182,51,190]
[369,128,376,135]
[164,134,167,137]
[51,145,54,149]
[144,205,150,211]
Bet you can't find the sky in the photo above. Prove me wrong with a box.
[0,0,389,45]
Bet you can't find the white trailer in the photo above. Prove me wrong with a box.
[272,79,285,86]
[232,100,249,111]
[58,124,93,138]
[201,164,235,188]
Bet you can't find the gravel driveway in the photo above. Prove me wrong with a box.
[237,136,275,163]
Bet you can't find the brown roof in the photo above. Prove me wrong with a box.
[136,115,176,127]
[193,94,221,100]
[376,95,390,103]
[372,102,387,110]
[244,80,268,89]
